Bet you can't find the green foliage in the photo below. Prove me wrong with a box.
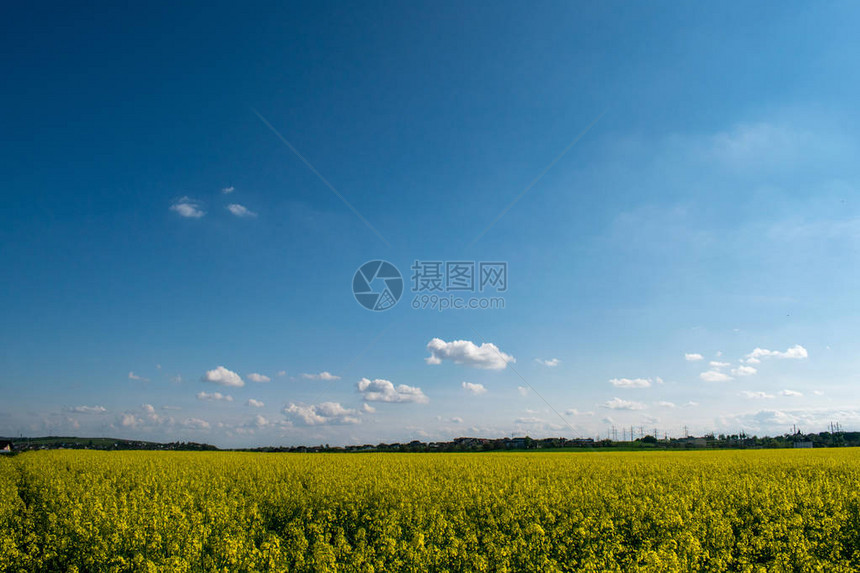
[1,449,860,571]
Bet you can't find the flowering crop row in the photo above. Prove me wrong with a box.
[2,449,860,571]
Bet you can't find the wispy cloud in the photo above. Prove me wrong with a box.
[535,358,560,367]
[227,203,257,218]
[425,338,515,370]
[246,373,271,383]
[301,371,341,381]
[197,391,233,402]
[602,397,646,410]
[740,391,774,399]
[221,186,235,194]
[65,405,107,414]
[700,370,733,382]
[169,197,205,218]
[462,382,487,395]
[781,389,803,397]
[609,377,653,389]
[246,399,265,408]
[744,345,808,364]
[685,353,704,361]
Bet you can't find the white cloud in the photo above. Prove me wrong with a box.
[283,402,359,425]
[602,397,646,410]
[362,403,376,413]
[221,186,235,194]
[450,417,463,423]
[609,377,652,389]
[813,390,824,396]
[744,345,808,364]
[128,371,148,382]
[656,401,676,408]
[182,418,210,430]
[227,203,257,218]
[517,386,529,396]
[247,373,271,383]
[201,366,244,387]
[685,353,704,361]
[709,361,731,368]
[66,405,107,414]
[276,370,287,377]
[700,370,733,382]
[246,399,265,408]
[170,197,205,218]
[120,413,138,427]
[170,374,183,384]
[197,391,233,402]
[731,365,758,377]
[684,401,700,407]
[781,389,803,397]
[425,338,515,370]
[462,382,487,395]
[162,405,181,411]
[740,391,774,399]
[357,378,429,403]
[535,358,560,367]
[301,371,341,381]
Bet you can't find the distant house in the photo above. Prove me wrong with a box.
[794,441,814,449]
[0,441,12,453]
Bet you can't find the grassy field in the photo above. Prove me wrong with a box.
[2,449,860,572]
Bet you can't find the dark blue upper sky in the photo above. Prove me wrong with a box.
[3,2,860,445]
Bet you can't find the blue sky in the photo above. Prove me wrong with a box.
[3,2,860,446]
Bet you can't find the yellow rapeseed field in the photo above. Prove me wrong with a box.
[2,449,860,572]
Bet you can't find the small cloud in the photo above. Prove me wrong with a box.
[66,405,107,414]
[425,338,515,370]
[813,390,824,396]
[462,381,488,395]
[301,371,341,381]
[362,403,376,413]
[162,405,182,411]
[276,370,287,377]
[357,378,429,403]
[170,197,205,218]
[715,351,723,357]
[684,401,700,407]
[197,391,233,402]
[517,386,529,396]
[182,418,210,430]
[128,371,149,382]
[201,366,244,387]
[744,344,808,364]
[731,365,757,377]
[656,401,676,408]
[170,374,183,384]
[609,377,652,389]
[740,391,774,399]
[247,373,271,383]
[781,389,803,397]
[709,361,731,368]
[535,358,560,367]
[602,397,646,410]
[685,353,704,361]
[221,186,235,194]
[450,416,463,423]
[283,402,359,425]
[700,370,733,382]
[246,399,265,408]
[227,204,257,218]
